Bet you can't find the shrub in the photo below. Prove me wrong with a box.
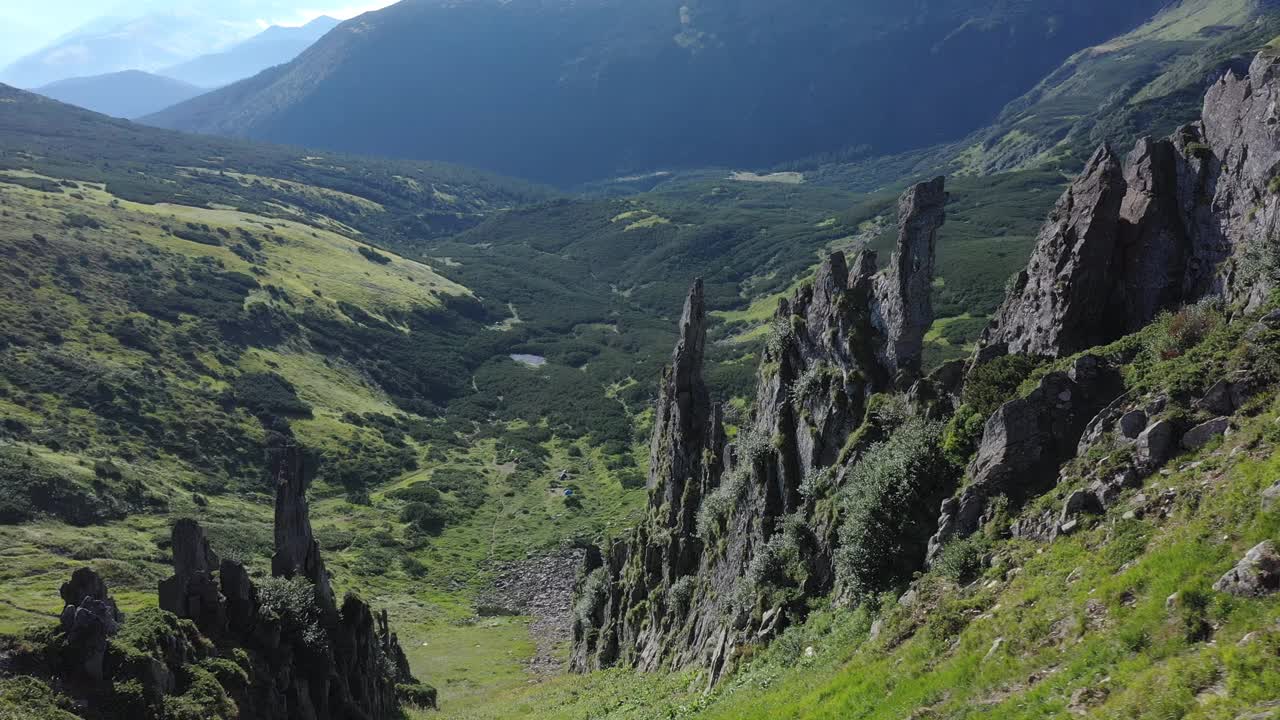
[696,464,751,539]
[744,514,811,607]
[573,567,608,629]
[932,535,990,583]
[0,447,127,526]
[162,665,236,720]
[430,468,487,509]
[789,363,830,406]
[1146,299,1222,360]
[799,466,833,501]
[764,317,792,358]
[257,576,328,652]
[835,418,953,598]
[943,354,1041,464]
[225,372,312,418]
[0,676,79,719]
[358,246,393,264]
[171,228,223,246]
[400,491,456,535]
[397,683,438,709]
[63,213,102,230]
[666,575,696,613]
[402,556,428,578]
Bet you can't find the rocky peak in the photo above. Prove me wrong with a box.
[56,569,120,682]
[1201,50,1280,309]
[269,443,336,620]
[648,279,720,538]
[872,176,947,381]
[15,443,433,718]
[571,178,948,682]
[159,519,226,634]
[980,146,1128,358]
[979,50,1280,362]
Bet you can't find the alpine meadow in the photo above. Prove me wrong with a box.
[2,1,1280,719]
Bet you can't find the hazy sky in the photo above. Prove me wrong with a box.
[0,0,397,65]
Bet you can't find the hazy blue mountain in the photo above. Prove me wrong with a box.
[34,70,205,119]
[143,0,1171,185]
[163,16,341,89]
[0,12,252,88]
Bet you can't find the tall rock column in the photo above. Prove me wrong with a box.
[270,444,337,621]
[872,176,947,381]
[158,519,227,635]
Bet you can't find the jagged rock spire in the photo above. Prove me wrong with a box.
[270,444,337,620]
[159,519,226,634]
[980,146,1128,358]
[648,279,713,532]
[872,176,946,380]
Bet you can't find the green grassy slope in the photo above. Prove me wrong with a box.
[0,92,660,710]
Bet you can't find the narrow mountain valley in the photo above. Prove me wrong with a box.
[0,1,1278,719]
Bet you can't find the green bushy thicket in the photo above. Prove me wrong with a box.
[835,419,954,598]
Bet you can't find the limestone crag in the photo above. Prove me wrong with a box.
[979,50,1280,360]
[571,179,948,682]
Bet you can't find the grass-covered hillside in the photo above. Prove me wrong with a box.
[0,89,670,711]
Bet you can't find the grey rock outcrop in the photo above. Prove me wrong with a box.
[1137,419,1178,472]
[871,176,947,381]
[158,519,226,635]
[57,568,120,682]
[927,355,1123,561]
[270,444,337,621]
[1200,51,1280,310]
[977,50,1280,362]
[1214,541,1280,597]
[979,147,1128,358]
[13,445,428,719]
[572,178,949,682]
[1182,416,1231,451]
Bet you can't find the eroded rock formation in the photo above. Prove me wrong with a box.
[979,50,1280,361]
[872,176,948,380]
[7,444,430,719]
[926,355,1124,562]
[571,178,949,681]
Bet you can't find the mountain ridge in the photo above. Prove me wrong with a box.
[161,16,341,89]
[142,0,1171,185]
[35,70,205,119]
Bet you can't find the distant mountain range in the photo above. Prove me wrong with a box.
[162,16,340,89]
[17,15,342,120]
[142,0,1172,185]
[0,8,341,91]
[0,12,250,89]
[34,70,205,119]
